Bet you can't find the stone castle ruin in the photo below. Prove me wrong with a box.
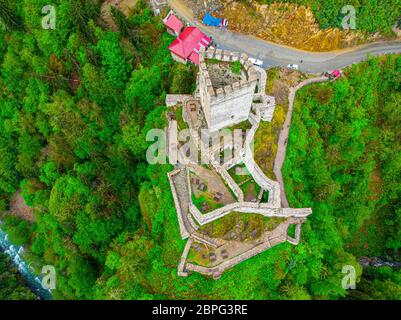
[198,46,275,132]
[165,47,312,279]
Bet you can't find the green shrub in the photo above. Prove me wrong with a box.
[231,60,242,74]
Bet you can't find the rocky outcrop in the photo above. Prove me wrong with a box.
[359,256,401,269]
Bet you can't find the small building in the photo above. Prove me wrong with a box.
[168,27,211,65]
[163,10,184,36]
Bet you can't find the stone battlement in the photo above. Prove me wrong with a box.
[199,46,258,101]
[198,46,258,132]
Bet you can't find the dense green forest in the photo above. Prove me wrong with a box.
[259,0,401,34]
[0,252,35,299]
[0,0,400,300]
[283,55,401,299]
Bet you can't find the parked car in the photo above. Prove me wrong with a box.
[322,70,342,80]
[287,64,299,70]
[249,57,264,67]
[330,69,341,79]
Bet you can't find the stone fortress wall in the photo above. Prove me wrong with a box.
[184,216,305,279]
[165,46,312,279]
[252,66,276,122]
[198,47,259,132]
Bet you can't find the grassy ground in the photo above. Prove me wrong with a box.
[228,165,262,201]
[287,224,296,238]
[254,103,286,179]
[261,191,269,203]
[191,193,224,214]
[231,119,252,132]
[228,165,250,185]
[186,247,213,267]
[199,212,286,239]
[265,67,280,95]
[241,180,261,201]
[172,106,188,131]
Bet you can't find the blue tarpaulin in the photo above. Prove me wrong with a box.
[202,13,222,27]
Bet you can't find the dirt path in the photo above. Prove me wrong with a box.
[273,77,328,208]
[7,191,35,222]
[167,0,194,21]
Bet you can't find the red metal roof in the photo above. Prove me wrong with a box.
[188,51,199,65]
[163,11,183,33]
[168,27,211,64]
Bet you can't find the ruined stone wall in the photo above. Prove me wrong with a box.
[209,160,244,201]
[287,223,302,245]
[252,66,276,122]
[185,217,305,278]
[189,200,312,226]
[168,169,190,239]
[252,94,276,122]
[165,94,192,107]
[242,113,281,207]
[177,237,193,277]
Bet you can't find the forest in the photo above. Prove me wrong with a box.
[258,0,401,34]
[0,252,35,299]
[0,0,400,300]
[283,55,401,299]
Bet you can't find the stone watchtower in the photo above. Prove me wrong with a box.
[198,47,259,132]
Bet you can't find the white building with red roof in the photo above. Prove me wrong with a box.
[168,26,211,65]
[163,10,184,36]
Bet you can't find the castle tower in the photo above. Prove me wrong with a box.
[198,47,258,132]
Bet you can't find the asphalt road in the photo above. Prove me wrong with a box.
[168,0,401,73]
[207,27,401,73]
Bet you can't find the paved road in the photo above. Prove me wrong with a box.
[168,0,401,73]
[209,29,401,73]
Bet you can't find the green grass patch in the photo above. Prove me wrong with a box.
[265,67,279,95]
[191,193,224,214]
[254,103,286,179]
[173,106,187,131]
[287,224,296,238]
[241,179,261,201]
[199,212,286,240]
[231,61,242,75]
[231,119,252,131]
[228,165,251,185]
[261,191,269,203]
